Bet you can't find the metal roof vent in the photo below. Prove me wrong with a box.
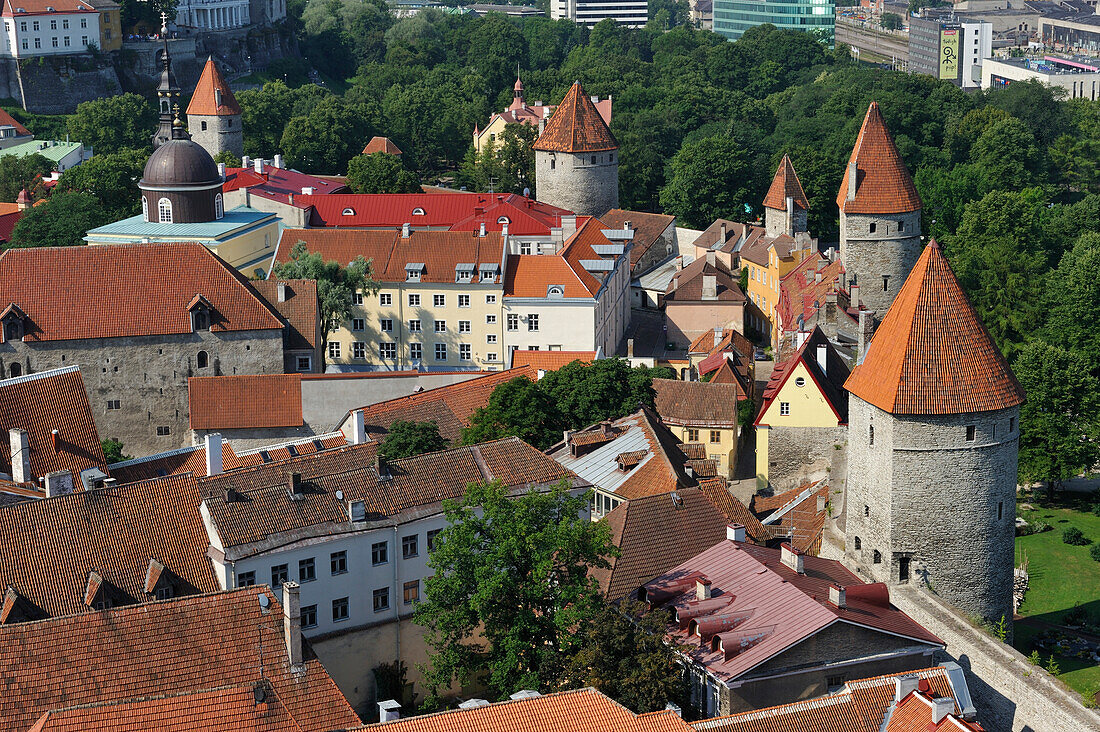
[509,690,541,700]
[458,699,491,710]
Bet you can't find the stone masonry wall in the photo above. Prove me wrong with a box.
[765,424,845,492]
[188,113,244,159]
[535,150,618,217]
[840,209,921,315]
[15,56,122,114]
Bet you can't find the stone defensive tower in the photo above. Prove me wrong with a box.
[843,240,1026,625]
[763,154,809,239]
[837,102,922,316]
[532,81,618,216]
[186,57,244,160]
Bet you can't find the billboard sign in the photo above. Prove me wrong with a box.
[940,28,960,80]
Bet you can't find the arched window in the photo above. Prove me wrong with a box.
[873,550,882,564]
[8,362,20,378]
[197,350,208,368]
[497,216,510,224]
[158,198,173,223]
[200,120,207,131]
[854,536,861,550]
[412,207,425,216]
[342,208,355,216]
[141,195,148,219]
[215,193,224,220]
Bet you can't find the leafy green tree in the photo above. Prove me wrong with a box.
[414,480,615,704]
[101,438,130,464]
[212,150,242,168]
[0,152,52,204]
[238,81,298,159]
[538,359,675,431]
[1043,233,1100,375]
[346,152,421,194]
[55,148,147,220]
[970,117,1043,190]
[458,122,537,195]
[380,420,448,459]
[281,96,375,174]
[1014,340,1100,492]
[880,12,903,30]
[659,135,754,229]
[271,241,380,366]
[463,376,564,449]
[466,14,528,92]
[67,93,156,154]
[9,192,110,248]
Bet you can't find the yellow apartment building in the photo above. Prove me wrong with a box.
[653,378,742,478]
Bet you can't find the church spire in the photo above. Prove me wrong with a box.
[152,12,180,149]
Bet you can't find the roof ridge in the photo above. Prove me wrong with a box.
[110,445,201,469]
[0,364,79,387]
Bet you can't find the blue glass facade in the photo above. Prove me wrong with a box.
[712,0,835,41]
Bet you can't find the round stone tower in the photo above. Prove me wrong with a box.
[837,102,922,316]
[843,240,1026,626]
[186,57,244,160]
[532,81,618,216]
[763,154,809,239]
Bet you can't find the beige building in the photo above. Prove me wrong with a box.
[653,378,743,478]
[663,251,747,350]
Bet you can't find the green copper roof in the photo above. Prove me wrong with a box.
[86,206,276,241]
[1,140,84,164]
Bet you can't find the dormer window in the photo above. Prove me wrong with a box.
[188,295,214,332]
[342,207,355,216]
[405,263,424,282]
[456,264,475,283]
[547,285,565,298]
[1,304,26,343]
[479,264,499,283]
[412,207,426,216]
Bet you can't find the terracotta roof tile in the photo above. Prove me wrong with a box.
[665,256,745,303]
[692,220,767,255]
[696,478,768,543]
[0,474,218,620]
[505,217,611,299]
[0,366,104,481]
[653,378,744,427]
[600,209,676,271]
[363,136,403,155]
[110,441,242,483]
[884,689,985,731]
[0,107,30,136]
[0,242,284,342]
[754,481,829,555]
[251,278,320,351]
[763,155,809,212]
[186,57,241,116]
[844,241,1025,415]
[532,82,618,154]
[0,588,359,732]
[776,254,852,334]
[836,102,922,215]
[189,374,303,430]
[511,350,596,371]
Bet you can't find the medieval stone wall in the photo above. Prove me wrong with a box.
[839,209,922,315]
[765,424,845,492]
[15,56,122,114]
[535,150,618,217]
[187,112,244,158]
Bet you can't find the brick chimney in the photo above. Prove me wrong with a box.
[696,577,712,601]
[282,582,303,667]
[288,471,304,499]
[780,543,804,574]
[44,469,74,497]
[847,160,857,201]
[817,344,827,376]
[401,223,410,239]
[254,158,265,174]
[828,584,846,609]
[274,153,284,169]
[9,428,29,483]
[205,433,223,476]
[277,282,288,303]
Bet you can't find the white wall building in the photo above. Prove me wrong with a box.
[175,0,250,29]
[982,54,1100,98]
[960,21,992,88]
[0,0,101,57]
[550,0,648,27]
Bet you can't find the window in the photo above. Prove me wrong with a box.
[458,294,470,308]
[966,425,976,441]
[50,19,56,29]
[328,342,341,359]
[794,377,806,387]
[410,342,422,360]
[271,564,289,587]
[882,275,890,292]
[873,550,882,564]
[379,342,396,359]
[459,320,471,334]
[237,571,256,587]
[156,426,171,436]
[998,501,1004,520]
[158,197,172,223]
[372,541,388,565]
[19,21,25,31]
[352,342,366,359]
[435,343,447,361]
[709,430,721,444]
[507,314,519,331]
[330,550,347,575]
[869,425,875,446]
[214,193,223,219]
[106,399,120,410]
[333,597,350,621]
[155,585,175,600]
[826,674,846,691]
[550,158,555,170]
[404,580,420,605]
[80,17,86,27]
[854,536,861,550]
[869,222,877,234]
[32,20,38,30]
[408,294,420,307]
[63,35,69,46]
[864,504,870,516]
[1010,416,1016,432]
[427,528,442,551]
[487,352,498,362]
[373,588,389,612]
[406,270,420,282]
[433,294,445,307]
[196,350,208,369]
[486,334,497,344]
[899,556,910,582]
[486,314,497,324]
[460,344,471,361]
[897,220,904,232]
[352,318,365,331]
[779,402,790,416]
[296,356,312,372]
[301,604,318,628]
[299,557,315,582]
[591,155,596,164]
[486,295,497,304]
[21,40,27,49]
[51,37,57,47]
[527,314,539,331]
[434,320,446,333]
[353,292,364,305]
[408,319,421,333]
[402,534,418,559]
[379,293,392,306]
[687,428,699,442]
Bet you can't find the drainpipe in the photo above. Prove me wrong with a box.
[393,525,401,665]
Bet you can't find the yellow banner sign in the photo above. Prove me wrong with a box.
[940,29,960,80]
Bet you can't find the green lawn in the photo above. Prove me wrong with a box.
[1014,494,1100,702]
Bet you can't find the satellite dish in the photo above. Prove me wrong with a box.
[336,490,344,501]
[258,593,270,610]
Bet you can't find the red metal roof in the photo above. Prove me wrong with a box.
[301,192,569,230]
[222,165,347,205]
[836,102,922,215]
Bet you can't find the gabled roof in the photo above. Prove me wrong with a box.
[512,350,596,371]
[504,217,614,299]
[707,357,752,399]
[653,378,744,427]
[300,192,567,230]
[665,254,746,303]
[357,687,692,732]
[600,208,676,271]
[836,102,922,215]
[885,685,986,731]
[763,155,809,212]
[189,374,303,430]
[757,327,850,426]
[250,278,320,351]
[532,81,618,153]
[363,136,403,155]
[776,253,851,334]
[0,107,30,136]
[696,477,768,544]
[0,588,360,732]
[222,166,348,205]
[0,243,283,342]
[186,57,241,116]
[450,195,572,236]
[0,366,104,481]
[844,241,1025,415]
[752,480,829,555]
[691,219,767,256]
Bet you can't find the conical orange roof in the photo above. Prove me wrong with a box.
[763,154,809,211]
[844,240,1024,415]
[532,81,617,154]
[186,57,241,117]
[836,102,921,215]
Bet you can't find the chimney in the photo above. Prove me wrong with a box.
[814,271,822,284]
[375,454,391,481]
[675,255,684,271]
[702,275,717,300]
[786,195,794,230]
[288,471,304,499]
[277,282,288,302]
[351,409,367,445]
[301,186,314,195]
[705,250,715,267]
[816,344,827,375]
[665,703,683,718]
[624,220,631,231]
[713,325,722,342]
[51,429,59,452]
[282,582,303,667]
[894,674,919,703]
[627,338,634,358]
[378,700,402,722]
[932,698,954,723]
[478,222,486,237]
[254,158,265,174]
[720,222,727,245]
[242,155,251,168]
[501,222,509,238]
[44,469,74,497]
[780,543,804,574]
[288,193,293,206]
[274,153,284,169]
[204,433,223,476]
[828,584,846,608]
[696,578,712,601]
[857,310,876,364]
[215,88,222,107]
[9,428,29,483]
[850,283,860,307]
[562,215,577,239]
[401,223,410,239]
[847,160,857,201]
[217,162,226,178]
[727,524,746,542]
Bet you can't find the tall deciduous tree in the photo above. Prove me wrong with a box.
[67,93,156,154]
[463,376,564,449]
[55,148,147,220]
[1043,233,1100,375]
[0,152,52,204]
[9,192,110,248]
[538,359,674,431]
[659,135,754,229]
[414,480,615,704]
[281,96,375,174]
[346,152,421,194]
[380,420,448,459]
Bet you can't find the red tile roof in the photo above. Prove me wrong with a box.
[775,253,851,334]
[641,541,942,683]
[0,473,218,621]
[665,255,745,303]
[532,81,618,153]
[0,588,360,732]
[2,0,95,15]
[363,136,403,155]
[0,366,104,482]
[186,57,241,117]
[511,350,596,371]
[762,155,809,212]
[189,374,303,430]
[0,107,30,136]
[300,192,568,230]
[885,688,985,731]
[653,378,744,427]
[250,278,320,351]
[359,687,693,732]
[600,209,676,271]
[223,165,348,206]
[696,477,769,544]
[756,327,849,426]
[752,481,829,555]
[0,207,22,244]
[0,242,284,342]
[836,102,922,215]
[691,220,767,256]
[844,241,1025,415]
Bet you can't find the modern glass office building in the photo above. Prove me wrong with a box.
[712,0,834,41]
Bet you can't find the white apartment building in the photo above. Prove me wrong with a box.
[175,0,251,29]
[551,0,648,27]
[0,0,100,57]
[961,21,993,88]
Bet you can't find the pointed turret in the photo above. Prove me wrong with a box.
[185,57,244,160]
[837,101,921,215]
[763,154,809,238]
[510,75,525,109]
[532,81,617,154]
[152,14,180,149]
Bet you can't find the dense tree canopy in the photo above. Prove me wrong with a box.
[9,192,110,248]
[346,152,421,193]
[66,94,155,154]
[55,148,147,220]
[0,153,52,204]
[379,420,448,459]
